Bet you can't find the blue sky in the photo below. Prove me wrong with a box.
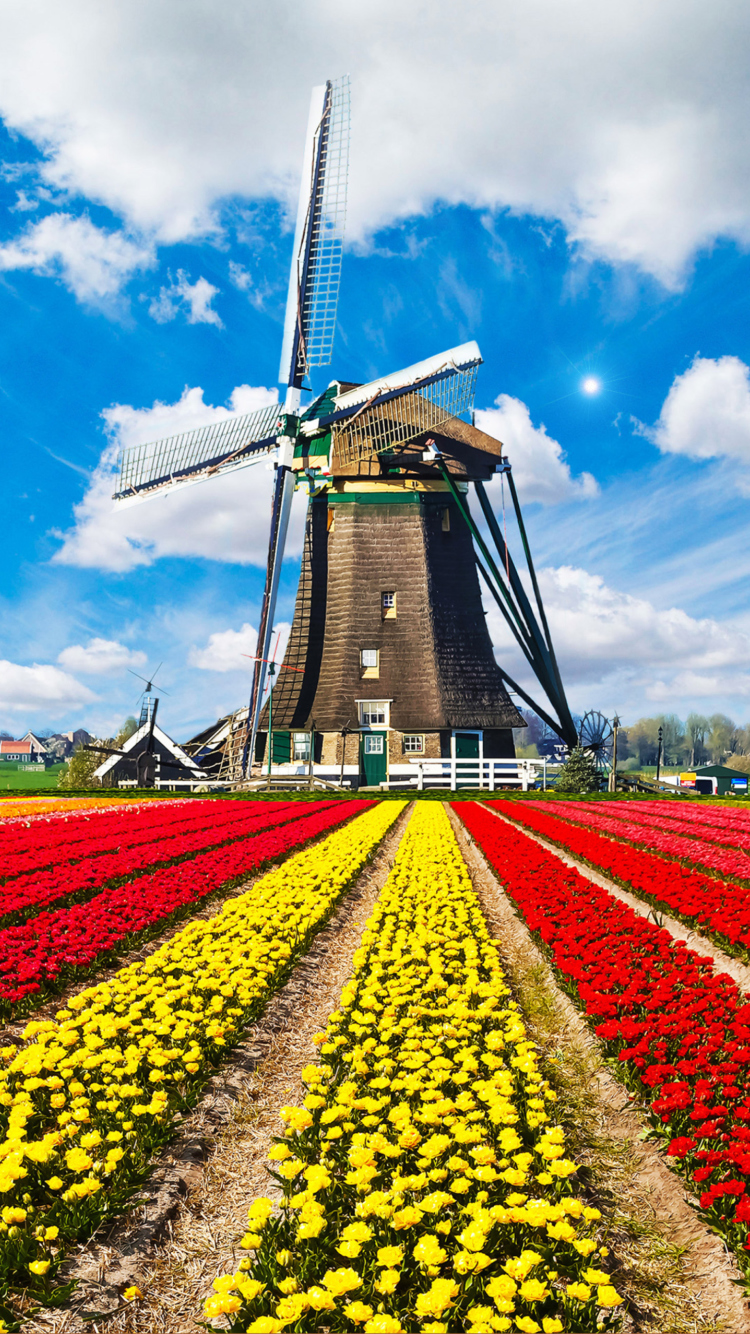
[1,0,750,740]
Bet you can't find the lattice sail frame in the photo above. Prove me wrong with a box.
[299,75,350,372]
[331,361,479,466]
[114,402,281,499]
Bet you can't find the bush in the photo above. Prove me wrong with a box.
[554,745,600,793]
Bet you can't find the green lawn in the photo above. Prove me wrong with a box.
[0,764,66,791]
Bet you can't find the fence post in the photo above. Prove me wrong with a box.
[451,755,456,790]
[418,763,424,791]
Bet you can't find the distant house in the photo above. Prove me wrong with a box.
[0,734,50,764]
[92,719,208,788]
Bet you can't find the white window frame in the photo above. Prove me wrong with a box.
[403,734,424,753]
[292,732,311,762]
[364,734,385,755]
[357,699,391,728]
[360,648,379,669]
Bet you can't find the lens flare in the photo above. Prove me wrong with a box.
[582,376,601,395]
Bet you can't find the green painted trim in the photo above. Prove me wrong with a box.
[328,490,454,506]
[328,491,422,505]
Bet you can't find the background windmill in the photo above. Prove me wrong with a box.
[128,662,170,729]
[112,75,578,787]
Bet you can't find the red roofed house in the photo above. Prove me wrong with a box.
[0,733,50,764]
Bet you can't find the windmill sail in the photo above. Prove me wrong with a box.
[245,76,350,775]
[279,76,350,392]
[113,402,281,500]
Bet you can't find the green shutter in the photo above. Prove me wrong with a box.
[271,731,291,764]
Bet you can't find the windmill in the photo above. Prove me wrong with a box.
[112,76,578,786]
[128,663,170,729]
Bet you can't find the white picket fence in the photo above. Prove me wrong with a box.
[404,757,548,791]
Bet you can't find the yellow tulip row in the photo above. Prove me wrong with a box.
[209,803,624,1334]
[0,799,403,1305]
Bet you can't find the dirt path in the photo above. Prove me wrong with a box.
[449,803,750,1333]
[24,802,413,1333]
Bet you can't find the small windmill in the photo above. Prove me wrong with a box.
[112,75,578,785]
[128,663,170,729]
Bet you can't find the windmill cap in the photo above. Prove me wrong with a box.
[334,341,483,412]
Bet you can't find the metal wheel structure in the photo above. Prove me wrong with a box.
[579,710,614,772]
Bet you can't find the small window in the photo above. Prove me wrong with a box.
[382,591,397,619]
[442,507,450,532]
[364,734,384,754]
[292,732,311,762]
[361,649,378,668]
[403,734,424,753]
[360,700,388,726]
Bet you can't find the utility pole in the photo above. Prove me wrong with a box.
[266,661,276,791]
[308,718,316,791]
[608,714,620,793]
[339,723,350,789]
[656,724,663,782]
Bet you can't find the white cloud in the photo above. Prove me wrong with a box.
[0,213,153,302]
[475,396,598,506]
[148,270,222,326]
[486,563,750,721]
[0,660,96,715]
[0,2,748,283]
[57,638,147,676]
[11,190,39,212]
[639,355,750,464]
[52,382,308,572]
[228,261,252,291]
[189,623,257,672]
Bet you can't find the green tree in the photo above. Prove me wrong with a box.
[733,724,750,756]
[685,713,710,767]
[554,745,600,793]
[706,713,736,763]
[627,717,659,767]
[624,714,687,767]
[120,716,138,742]
[659,714,685,765]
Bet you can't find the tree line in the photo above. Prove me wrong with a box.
[514,710,750,770]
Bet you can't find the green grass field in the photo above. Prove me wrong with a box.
[0,764,66,791]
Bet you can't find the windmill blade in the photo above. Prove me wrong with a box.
[279,75,350,393]
[112,402,282,501]
[246,75,348,775]
[298,341,482,466]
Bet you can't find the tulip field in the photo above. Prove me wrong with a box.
[2,791,750,1331]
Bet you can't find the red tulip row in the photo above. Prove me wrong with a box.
[0,800,323,927]
[527,799,750,881]
[492,799,750,958]
[0,800,370,1016]
[0,797,262,877]
[634,798,750,830]
[456,802,750,1274]
[534,798,750,856]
